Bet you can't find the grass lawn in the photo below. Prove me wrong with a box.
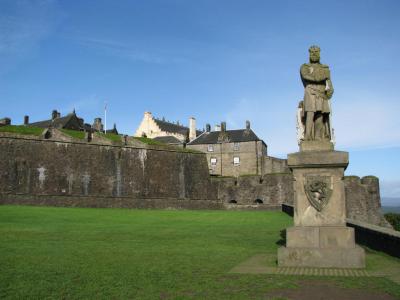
[96,132,122,143]
[0,205,399,299]
[60,129,85,140]
[0,125,43,136]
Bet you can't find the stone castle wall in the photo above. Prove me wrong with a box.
[0,135,390,228]
[0,135,220,209]
[211,174,294,207]
[344,176,392,228]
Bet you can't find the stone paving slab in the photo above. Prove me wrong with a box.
[230,254,371,277]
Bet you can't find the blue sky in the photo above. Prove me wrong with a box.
[1,0,399,203]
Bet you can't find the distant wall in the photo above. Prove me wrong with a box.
[212,174,294,206]
[0,135,220,209]
[263,156,289,174]
[344,176,392,228]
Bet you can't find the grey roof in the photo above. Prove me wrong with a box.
[153,119,202,136]
[28,113,83,129]
[153,136,183,144]
[187,129,262,145]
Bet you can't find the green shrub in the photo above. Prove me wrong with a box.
[384,213,400,231]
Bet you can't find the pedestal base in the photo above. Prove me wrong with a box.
[300,141,334,152]
[278,226,365,268]
[278,245,365,268]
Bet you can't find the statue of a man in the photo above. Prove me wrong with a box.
[300,46,334,141]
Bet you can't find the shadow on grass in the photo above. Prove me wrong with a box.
[276,229,286,246]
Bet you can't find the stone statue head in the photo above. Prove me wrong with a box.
[309,45,320,63]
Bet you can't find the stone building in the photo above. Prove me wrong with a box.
[187,121,287,177]
[134,111,201,145]
[26,110,118,134]
[27,110,86,131]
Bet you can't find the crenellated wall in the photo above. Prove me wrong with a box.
[344,176,392,228]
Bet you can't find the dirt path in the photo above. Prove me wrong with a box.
[265,280,398,300]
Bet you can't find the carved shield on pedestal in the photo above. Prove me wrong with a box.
[304,176,333,212]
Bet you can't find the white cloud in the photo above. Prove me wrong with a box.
[62,94,103,115]
[74,36,188,65]
[224,97,298,157]
[333,92,400,150]
[223,89,400,157]
[0,0,61,73]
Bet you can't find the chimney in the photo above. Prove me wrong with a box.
[189,117,196,141]
[144,111,152,120]
[57,112,61,118]
[246,120,250,130]
[93,117,103,131]
[221,122,226,132]
[206,123,211,132]
[52,110,58,120]
[24,115,29,125]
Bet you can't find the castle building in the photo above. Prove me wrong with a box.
[187,121,269,177]
[134,111,201,145]
[26,110,118,134]
[27,110,87,131]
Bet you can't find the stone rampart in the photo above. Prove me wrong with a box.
[211,173,294,207]
[344,176,392,228]
[0,134,391,224]
[0,135,220,208]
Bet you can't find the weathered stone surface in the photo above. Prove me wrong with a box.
[286,226,356,249]
[299,46,334,142]
[211,173,294,206]
[288,150,348,169]
[300,140,334,151]
[0,135,219,208]
[280,147,366,268]
[344,176,392,228]
[277,245,365,268]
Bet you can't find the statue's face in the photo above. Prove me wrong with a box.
[309,50,320,63]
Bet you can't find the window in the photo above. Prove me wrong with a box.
[233,156,240,165]
[207,144,214,152]
[233,142,240,151]
[210,157,217,166]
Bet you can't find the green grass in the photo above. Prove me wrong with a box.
[60,128,85,140]
[132,136,167,145]
[0,125,43,136]
[0,206,399,299]
[96,132,122,143]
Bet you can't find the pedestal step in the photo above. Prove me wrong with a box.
[277,245,365,268]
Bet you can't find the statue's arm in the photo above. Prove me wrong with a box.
[300,64,316,82]
[326,78,334,98]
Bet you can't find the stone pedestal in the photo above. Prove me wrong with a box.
[278,142,365,268]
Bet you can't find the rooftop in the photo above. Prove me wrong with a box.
[187,128,262,145]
